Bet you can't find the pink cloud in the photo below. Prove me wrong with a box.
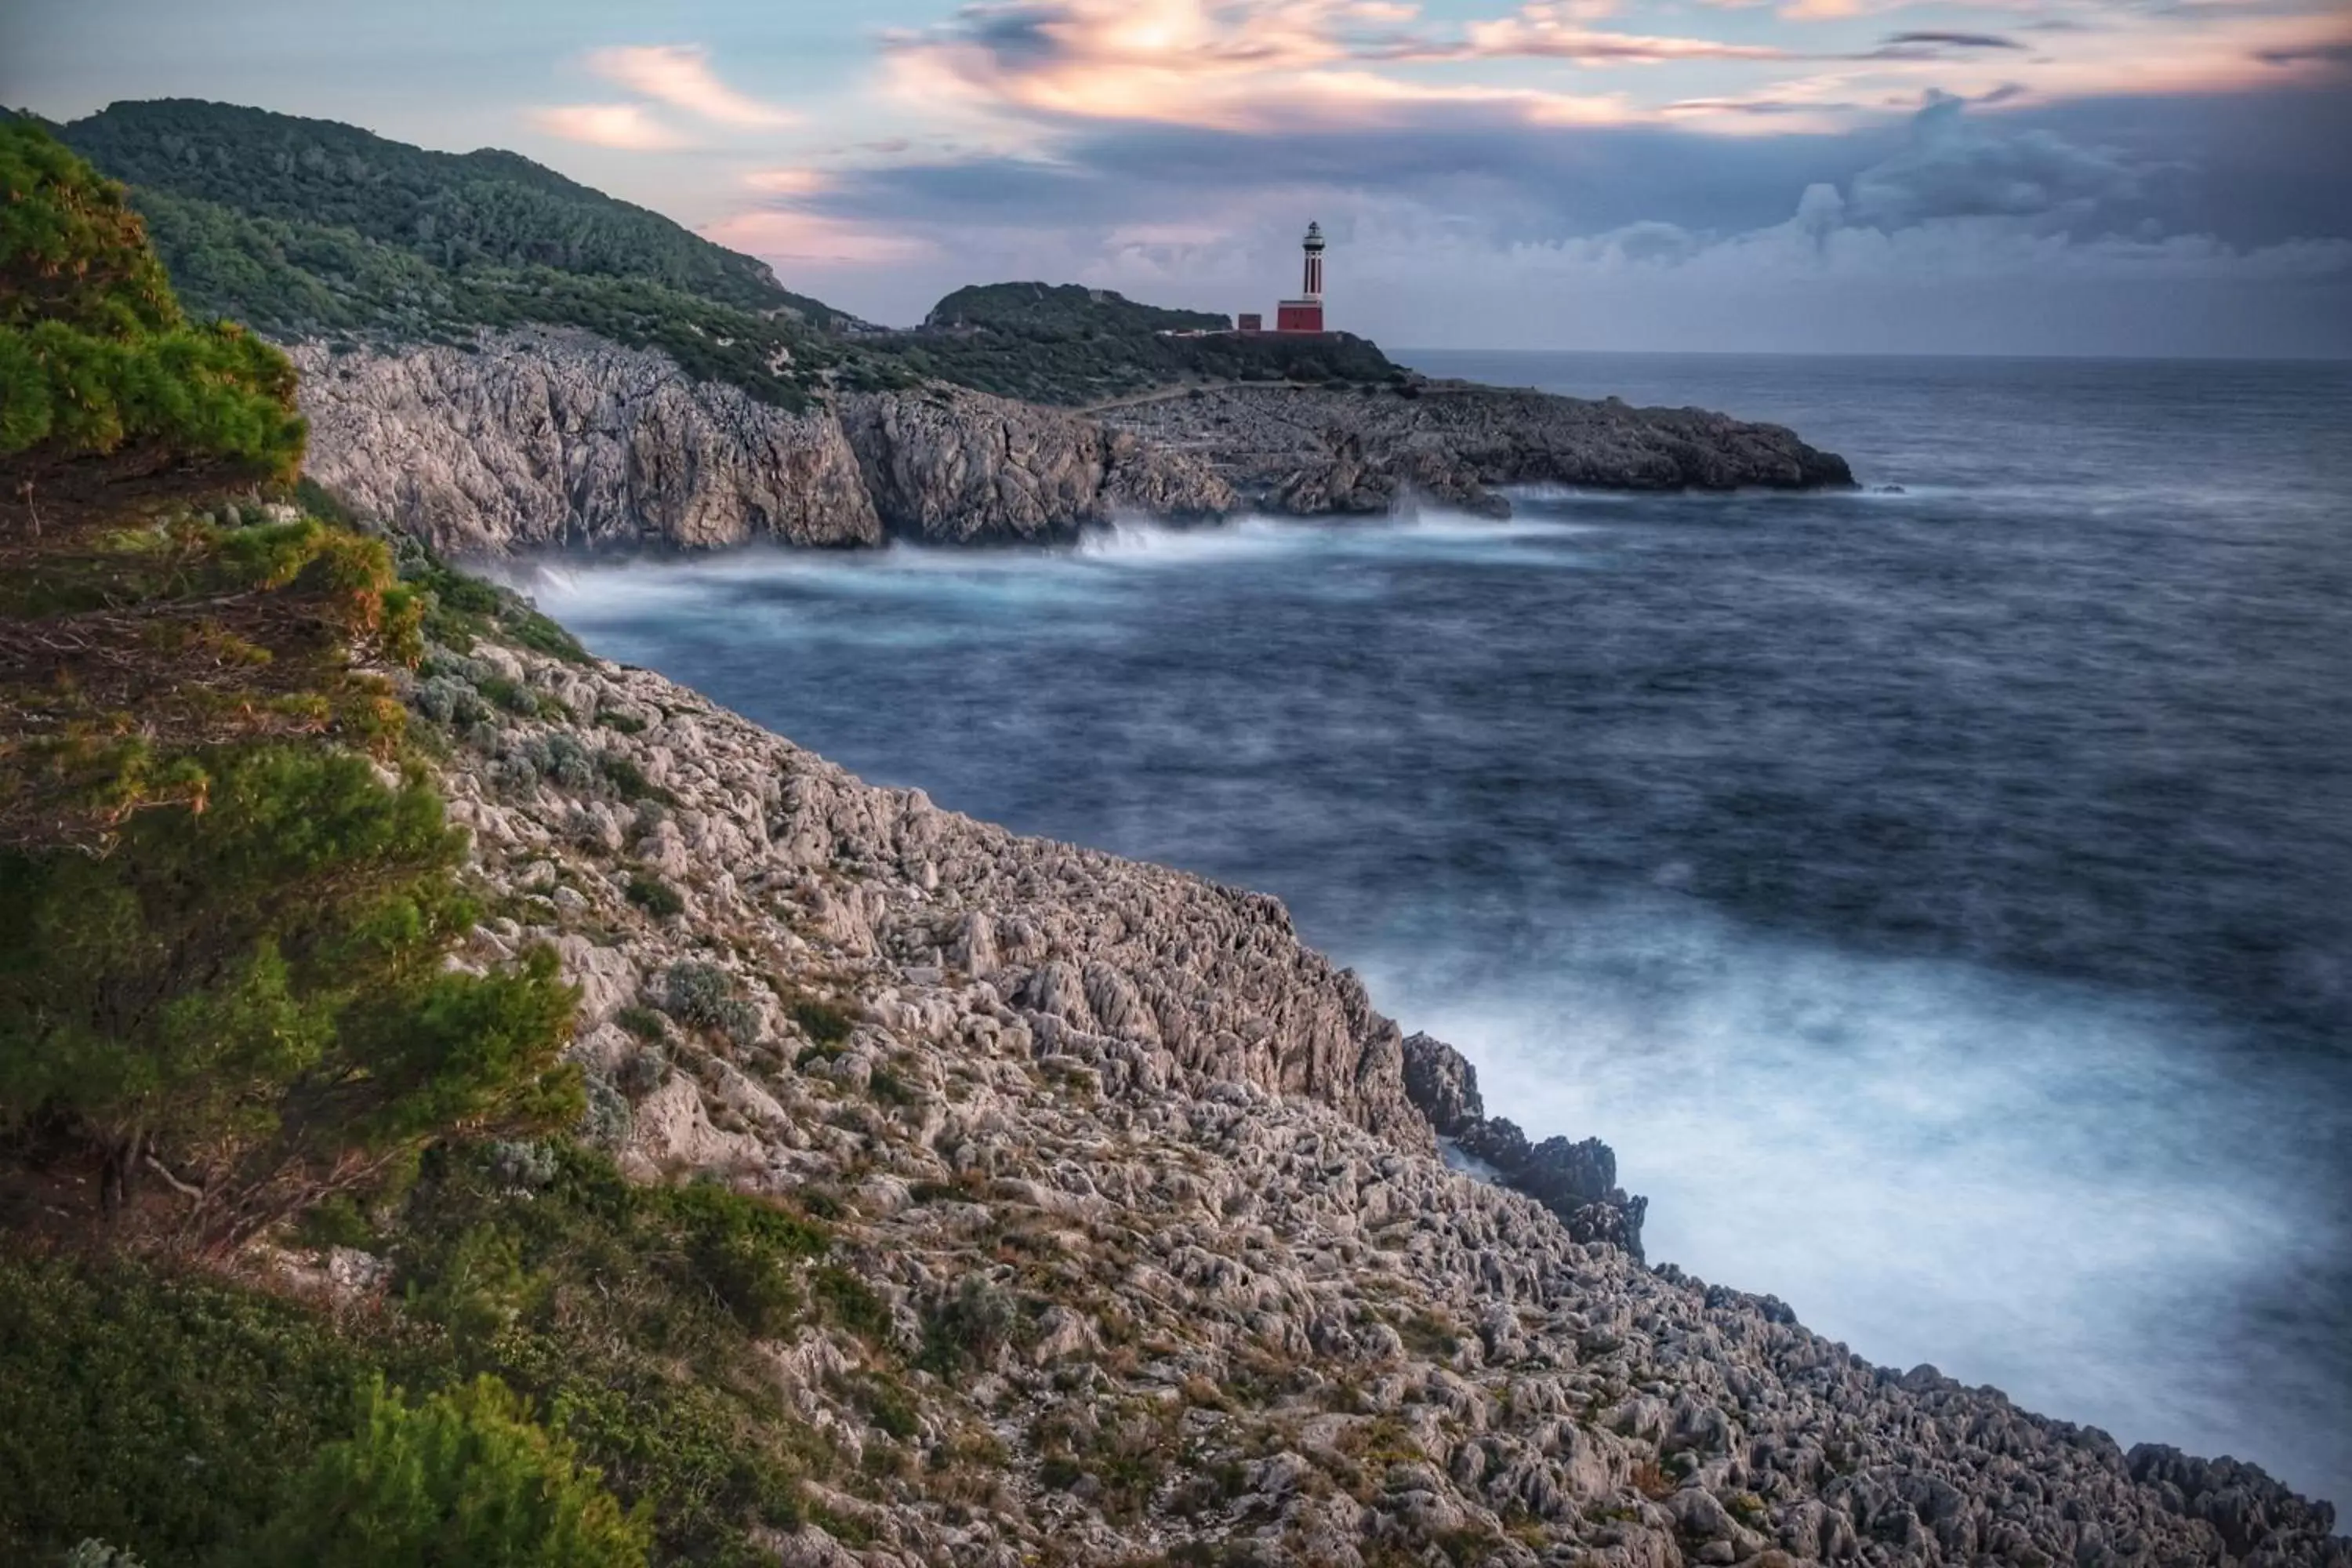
[586,43,798,129]
[528,103,689,151]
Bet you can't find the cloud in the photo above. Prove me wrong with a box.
[884,0,1811,132]
[528,103,688,151]
[584,43,798,129]
[703,209,936,265]
[1882,31,2024,51]
[1844,92,2140,227]
[2256,39,2352,66]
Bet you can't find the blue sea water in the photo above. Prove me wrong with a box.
[524,352,2352,1507]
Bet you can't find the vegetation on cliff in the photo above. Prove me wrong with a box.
[31,100,1403,412]
[880,281,1402,405]
[0,128,666,1567]
[0,123,306,471]
[45,100,881,410]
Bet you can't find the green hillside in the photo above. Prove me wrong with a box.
[63,100,841,323]
[880,282,1400,405]
[927,281,1232,335]
[47,100,885,409]
[37,98,1402,409]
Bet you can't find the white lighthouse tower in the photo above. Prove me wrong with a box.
[1277,221,1327,333]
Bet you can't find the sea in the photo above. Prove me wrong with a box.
[521,351,2352,1508]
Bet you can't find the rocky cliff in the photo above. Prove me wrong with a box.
[292,331,1236,556]
[405,625,2347,1568]
[292,333,1851,556]
[1101,382,1855,516]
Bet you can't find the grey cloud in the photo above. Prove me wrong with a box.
[1845,94,2140,227]
[1883,31,2024,49]
[2256,40,2352,65]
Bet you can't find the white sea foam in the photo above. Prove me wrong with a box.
[1356,902,2351,1502]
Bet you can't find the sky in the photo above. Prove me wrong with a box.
[5,0,2350,354]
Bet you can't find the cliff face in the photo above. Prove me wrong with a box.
[293,335,1853,557]
[292,332,883,555]
[1102,382,1856,516]
[409,631,2346,1568]
[840,384,1236,543]
[293,332,1235,556]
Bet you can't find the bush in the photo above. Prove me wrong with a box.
[0,746,579,1242]
[660,961,757,1043]
[917,1275,1018,1374]
[0,124,305,474]
[601,753,676,806]
[625,873,684,919]
[786,993,857,1047]
[251,1374,651,1567]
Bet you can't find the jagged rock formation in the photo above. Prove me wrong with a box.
[292,331,1232,556]
[411,629,2347,1567]
[1404,1033,1649,1259]
[292,334,1852,557]
[1102,382,1856,516]
[840,384,1235,543]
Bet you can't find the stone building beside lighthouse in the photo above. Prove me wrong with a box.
[1275,221,1327,333]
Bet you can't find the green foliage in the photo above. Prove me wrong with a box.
[599,753,676,805]
[625,873,684,919]
[786,993,857,1047]
[0,1251,397,1563]
[612,1005,668,1043]
[0,745,579,1238]
[407,561,589,665]
[926,281,1230,336]
[866,289,1401,405]
[51,100,855,410]
[0,118,179,336]
[916,1275,1018,1375]
[64,100,837,321]
[251,1374,651,1567]
[811,1265,891,1341]
[0,122,305,471]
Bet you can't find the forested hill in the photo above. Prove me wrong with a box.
[59,100,845,324]
[31,97,1403,408]
[927,282,1232,336]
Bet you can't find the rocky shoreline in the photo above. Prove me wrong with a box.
[410,618,2347,1566]
[1100,382,1853,518]
[292,330,1849,557]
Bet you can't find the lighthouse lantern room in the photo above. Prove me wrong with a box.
[1275,220,1327,333]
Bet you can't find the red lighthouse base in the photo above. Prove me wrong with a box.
[1276,299,1324,333]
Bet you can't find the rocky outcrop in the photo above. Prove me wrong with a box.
[839,384,1233,542]
[1405,1032,1650,1258]
[293,331,1232,556]
[1102,381,1856,514]
[292,332,884,555]
[295,333,1852,556]
[411,626,2347,1568]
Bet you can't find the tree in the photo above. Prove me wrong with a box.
[250,1375,650,1568]
[0,746,579,1243]
[0,121,305,474]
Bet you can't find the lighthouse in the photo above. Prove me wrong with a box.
[1276,220,1327,333]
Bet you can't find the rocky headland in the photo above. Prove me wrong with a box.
[1100,382,1854,518]
[291,332,1849,556]
[406,624,2345,1567]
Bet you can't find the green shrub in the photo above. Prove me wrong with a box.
[0,745,579,1241]
[812,1265,891,1341]
[0,1253,391,1563]
[601,753,677,806]
[613,1004,668,1042]
[251,1374,651,1567]
[787,994,857,1047]
[625,873,684,919]
[0,123,305,474]
[916,1275,1018,1375]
